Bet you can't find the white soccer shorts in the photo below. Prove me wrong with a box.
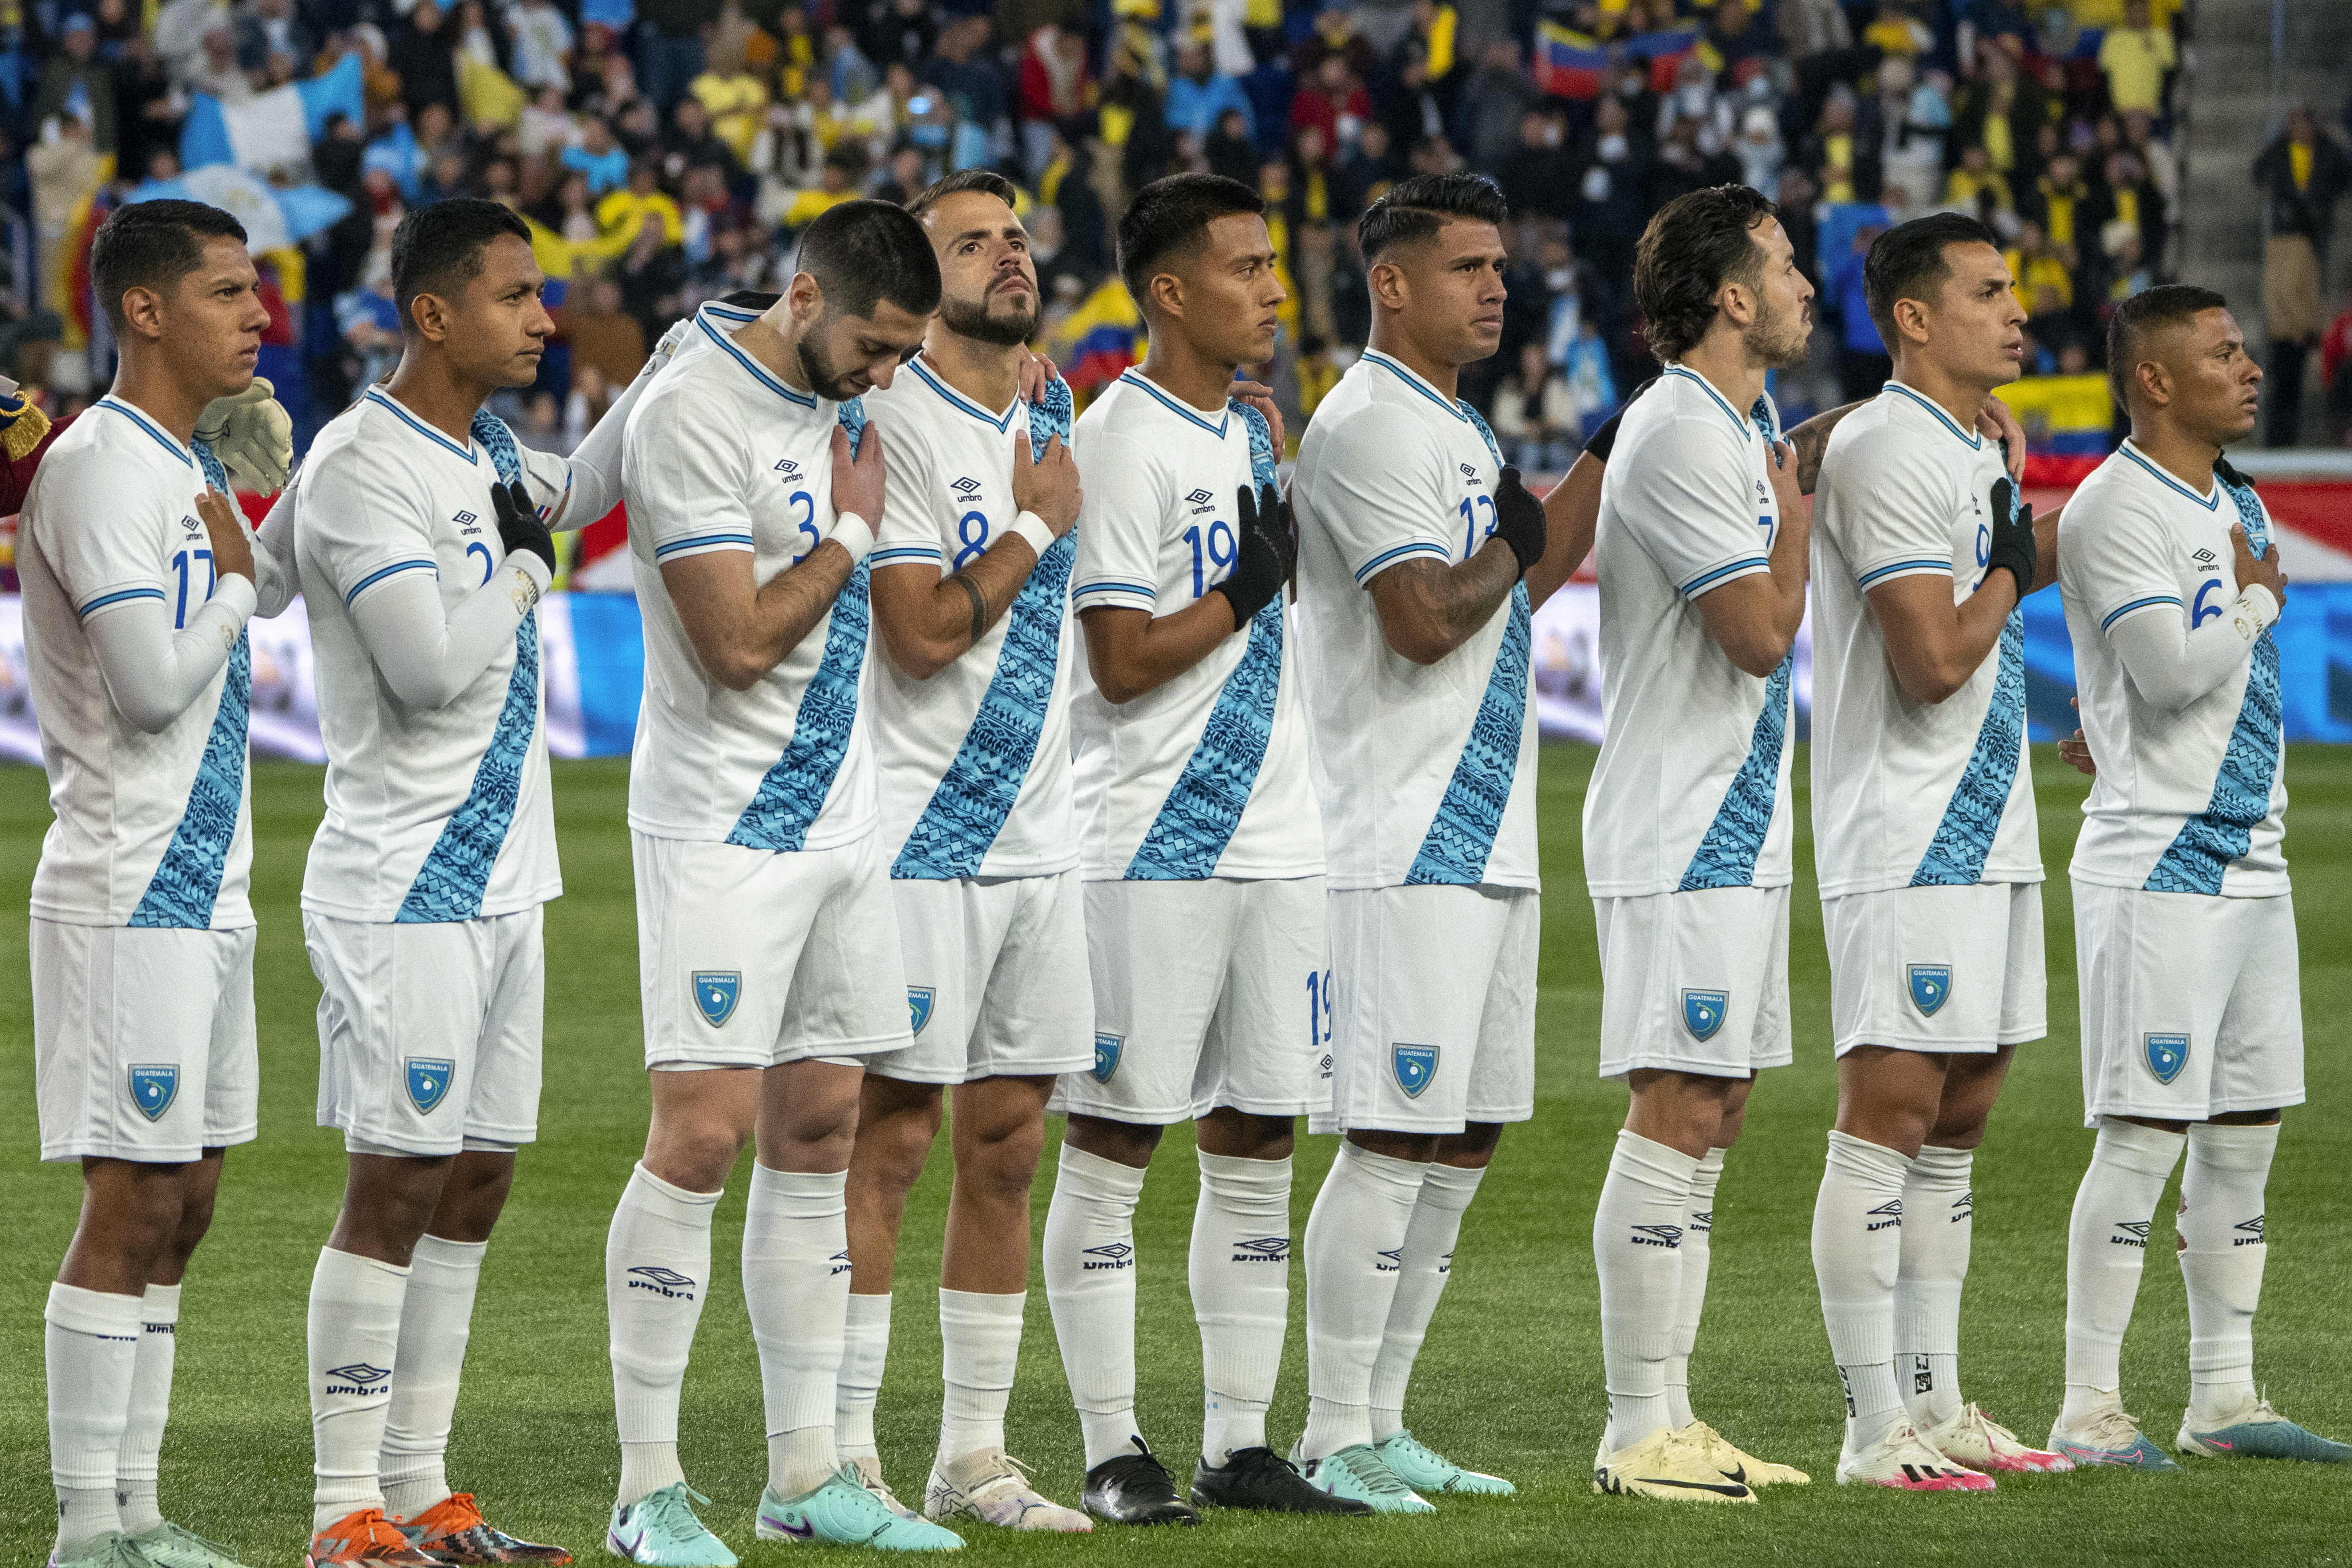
[635,829,911,1070]
[1823,881,2046,1056]
[1315,883,1538,1136]
[2074,881,2304,1127]
[307,905,544,1157]
[33,918,258,1163]
[1594,884,1791,1081]
[1050,876,1327,1126]
[865,870,1094,1085]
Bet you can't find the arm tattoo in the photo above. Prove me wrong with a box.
[954,572,988,647]
[1389,548,1517,642]
[1784,398,1868,496]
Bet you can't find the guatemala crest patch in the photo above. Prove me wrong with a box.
[1908,964,1952,1017]
[1681,989,1728,1042]
[2144,1033,2189,1085]
[907,987,935,1036]
[128,1065,178,1123]
[405,1057,455,1114]
[1091,1033,1122,1083]
[1392,1044,1439,1098]
[693,971,741,1028]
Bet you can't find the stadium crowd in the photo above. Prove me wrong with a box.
[2,0,2347,476]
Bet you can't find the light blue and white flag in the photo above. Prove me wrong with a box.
[179,52,364,175]
[126,166,353,252]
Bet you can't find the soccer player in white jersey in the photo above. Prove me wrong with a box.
[2049,285,2346,1469]
[24,199,294,1568]
[286,198,651,1568]
[1805,212,2073,1489]
[603,200,964,1561]
[840,169,1092,1534]
[1583,185,1812,1503]
[1287,172,1574,1511]
[1046,172,1356,1527]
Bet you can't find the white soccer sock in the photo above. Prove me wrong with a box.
[1810,1130,1912,1455]
[743,1163,850,1498]
[1594,1130,1700,1453]
[1189,1151,1292,1465]
[938,1289,1025,1466]
[308,1248,411,1532]
[606,1161,722,1507]
[1043,1143,1148,1469]
[47,1282,142,1553]
[1368,1161,1485,1443]
[380,1235,487,1521]
[2179,1121,2279,1425]
[1301,1142,1428,1460]
[2060,1118,2184,1429]
[837,1293,891,1461]
[1663,1148,1724,1432]
[115,1282,182,1536]
[1895,1144,1974,1428]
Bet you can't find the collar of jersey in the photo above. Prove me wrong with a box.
[1660,364,1754,440]
[1362,349,1472,423]
[1117,369,1227,436]
[697,311,818,408]
[909,354,1018,431]
[1881,380,1983,450]
[2118,439,2220,509]
[95,396,193,466]
[363,387,478,463]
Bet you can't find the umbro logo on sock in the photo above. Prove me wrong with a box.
[627,1265,699,1300]
[1437,1249,1454,1275]
[1950,1192,1973,1222]
[2234,1216,2266,1247]
[1688,1210,1714,1234]
[324,1363,392,1396]
[2111,1221,2151,1249]
[1629,1224,1682,1249]
[1229,1237,1290,1263]
[1083,1243,1134,1271]
[1866,1200,1903,1233]
[1375,1247,1404,1272]
[831,1250,852,1276]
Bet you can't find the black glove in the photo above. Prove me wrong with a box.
[1984,476,2036,598]
[1212,481,1289,625]
[1239,476,1295,580]
[492,477,556,576]
[1488,467,1547,579]
[1579,376,1656,463]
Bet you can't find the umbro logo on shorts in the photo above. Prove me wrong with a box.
[128,1065,178,1122]
[627,1266,697,1299]
[694,971,742,1028]
[1866,1200,1904,1232]
[1629,1224,1682,1249]
[324,1363,393,1395]
[1082,1243,1133,1271]
[2144,1033,2189,1085]
[1230,1237,1290,1263]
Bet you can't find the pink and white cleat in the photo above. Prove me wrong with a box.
[1835,1421,1998,1491]
[1923,1404,2074,1474]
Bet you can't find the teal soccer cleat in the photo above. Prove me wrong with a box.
[1288,1442,1436,1514]
[757,1470,964,1550]
[2046,1410,2179,1471]
[127,1522,243,1568]
[49,1533,161,1568]
[2178,1398,2352,1463]
[606,1484,737,1566]
[1373,1431,1517,1496]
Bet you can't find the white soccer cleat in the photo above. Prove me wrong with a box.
[1592,1427,1756,1503]
[848,1455,920,1521]
[1835,1420,1997,1491]
[1921,1403,2073,1474]
[1676,1421,1810,1486]
[924,1449,1092,1532]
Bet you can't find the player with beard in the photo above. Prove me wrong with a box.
[835,169,1093,1534]
[1583,184,1813,1503]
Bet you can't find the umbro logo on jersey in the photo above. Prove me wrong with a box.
[181,515,202,535]
[1866,1200,1904,1232]
[1186,488,1213,505]
[324,1363,393,1395]
[773,458,801,476]
[1231,1237,1290,1263]
[627,1266,698,1299]
[2194,548,2220,567]
[1461,463,1477,476]
[1082,1243,1133,1271]
[1630,1224,1682,1249]
[454,509,478,526]
[952,476,981,494]
[2111,1220,2150,1248]
[1375,1247,1404,1273]
[2235,1216,2266,1246]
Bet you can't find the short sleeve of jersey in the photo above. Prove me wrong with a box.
[2066,492,2183,637]
[1071,429,1162,613]
[515,441,575,526]
[627,385,755,563]
[301,439,444,611]
[1614,414,1771,600]
[1834,437,1962,590]
[1308,400,1453,586]
[41,444,172,620]
[870,408,946,570]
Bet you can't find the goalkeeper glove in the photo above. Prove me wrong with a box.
[194,378,294,494]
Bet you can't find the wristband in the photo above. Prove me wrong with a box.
[1007,510,1057,558]
[507,548,554,596]
[2238,581,2279,633]
[829,511,874,566]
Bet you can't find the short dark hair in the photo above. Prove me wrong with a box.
[1862,211,2001,346]
[1633,184,1778,364]
[90,200,247,331]
[794,198,942,319]
[2108,283,2230,407]
[391,197,533,329]
[905,168,1019,224]
[1357,172,1509,264]
[1116,173,1265,308]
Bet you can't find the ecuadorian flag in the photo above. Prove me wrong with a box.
[1534,23,1608,100]
[1624,26,1700,91]
[2004,372,2117,486]
[1051,278,1145,394]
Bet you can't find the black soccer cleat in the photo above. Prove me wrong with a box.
[1081,1438,1202,1526]
[1192,1447,1374,1515]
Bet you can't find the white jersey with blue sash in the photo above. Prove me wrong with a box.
[292,390,574,923]
[1068,370,1321,882]
[1291,349,1538,893]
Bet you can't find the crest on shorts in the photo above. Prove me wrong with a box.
[1681,990,1728,1042]
[128,1065,177,1123]
[693,971,741,1028]
[1091,1033,1122,1083]
[1392,1044,1439,1098]
[405,1058,455,1114]
[2144,1033,2189,1085]
[1908,964,1952,1017]
[908,987,935,1037]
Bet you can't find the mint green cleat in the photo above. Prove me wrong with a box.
[1374,1431,1516,1496]
[606,1484,737,1566]
[127,1523,243,1568]
[2178,1397,2352,1463]
[48,1534,160,1568]
[757,1471,963,1550]
[1287,1443,1435,1514]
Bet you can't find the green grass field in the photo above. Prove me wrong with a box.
[4,744,2348,1567]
